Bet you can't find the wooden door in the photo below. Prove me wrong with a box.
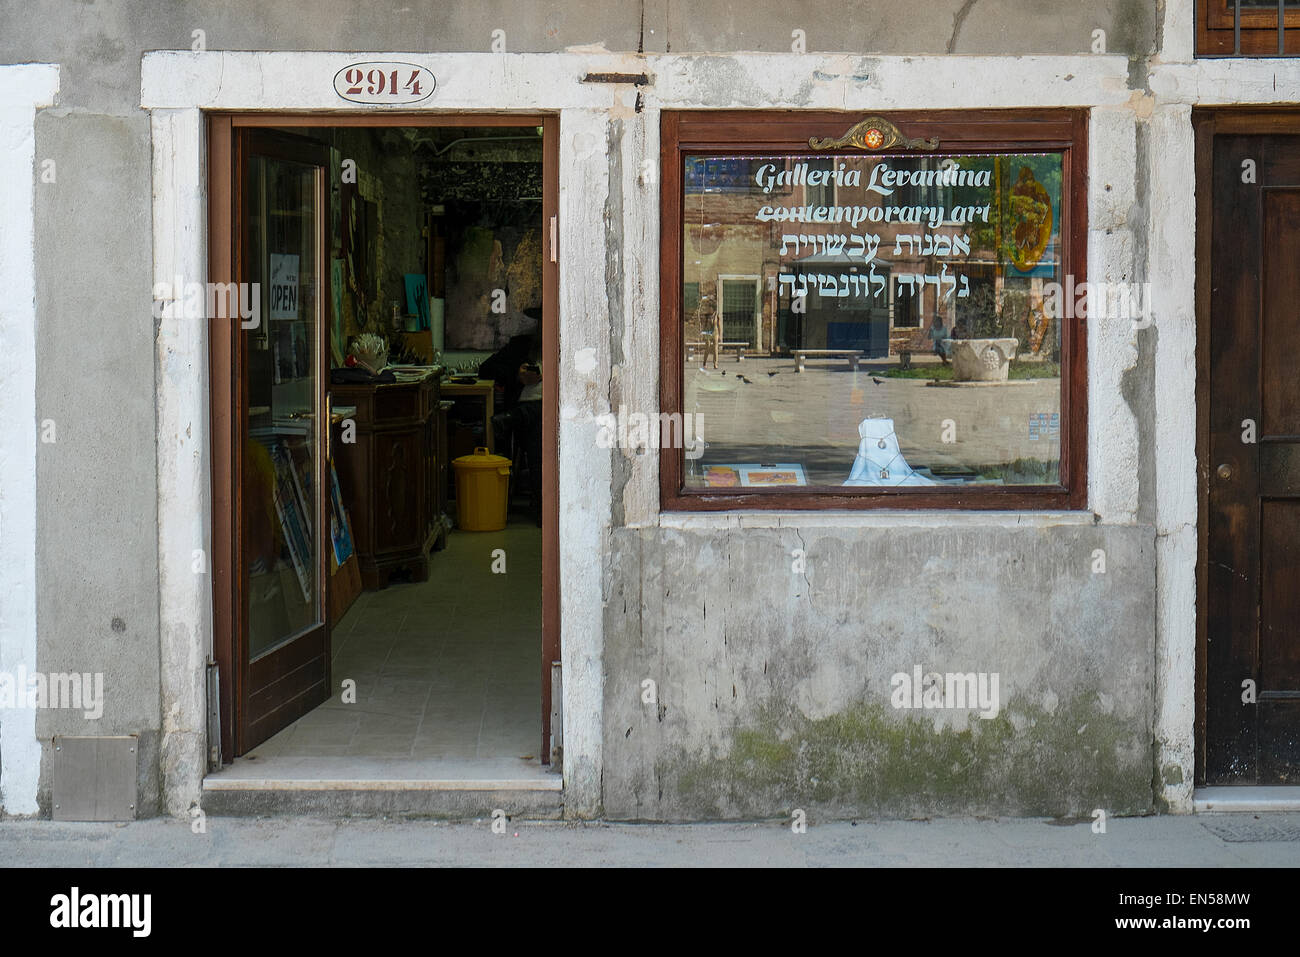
[233,130,333,752]
[210,114,559,766]
[1202,120,1300,784]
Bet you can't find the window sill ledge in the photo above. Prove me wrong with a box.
[656,509,1099,530]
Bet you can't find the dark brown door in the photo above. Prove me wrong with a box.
[1204,125,1300,784]
[234,130,332,752]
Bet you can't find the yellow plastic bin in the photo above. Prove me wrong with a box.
[452,447,512,531]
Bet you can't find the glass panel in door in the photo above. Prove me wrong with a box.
[243,153,325,659]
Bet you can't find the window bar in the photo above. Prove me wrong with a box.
[1280,0,1286,54]
[1235,0,1242,55]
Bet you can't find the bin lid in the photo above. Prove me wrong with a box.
[452,446,512,470]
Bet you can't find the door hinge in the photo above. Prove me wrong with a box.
[549,659,563,768]
[206,660,222,772]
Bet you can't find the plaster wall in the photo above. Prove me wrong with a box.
[603,523,1155,820]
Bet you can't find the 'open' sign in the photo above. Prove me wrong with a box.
[333,62,436,105]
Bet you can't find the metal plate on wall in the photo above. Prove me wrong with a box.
[51,736,138,821]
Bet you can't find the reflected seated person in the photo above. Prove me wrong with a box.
[929,315,951,364]
[482,306,543,526]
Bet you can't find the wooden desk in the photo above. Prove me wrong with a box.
[441,379,496,452]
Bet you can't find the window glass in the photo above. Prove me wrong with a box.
[682,151,1063,491]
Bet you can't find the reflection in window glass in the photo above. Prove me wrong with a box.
[244,155,322,658]
[682,152,1063,491]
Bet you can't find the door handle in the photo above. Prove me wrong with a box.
[1217,463,1232,480]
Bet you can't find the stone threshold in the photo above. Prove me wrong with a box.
[201,755,562,816]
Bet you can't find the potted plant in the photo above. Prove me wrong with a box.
[944,285,1026,382]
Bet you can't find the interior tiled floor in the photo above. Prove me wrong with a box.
[238,517,545,779]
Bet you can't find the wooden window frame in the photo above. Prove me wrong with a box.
[659,108,1089,512]
[1198,0,1300,56]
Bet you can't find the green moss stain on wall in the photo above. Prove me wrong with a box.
[671,695,1153,819]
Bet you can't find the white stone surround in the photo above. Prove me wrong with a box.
[0,63,59,817]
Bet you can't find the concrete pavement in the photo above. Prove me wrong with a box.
[0,813,1296,867]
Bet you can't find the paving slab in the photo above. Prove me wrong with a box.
[1,814,1298,867]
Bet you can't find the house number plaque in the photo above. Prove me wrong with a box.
[333,62,436,104]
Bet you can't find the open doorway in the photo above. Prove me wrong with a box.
[207,115,560,785]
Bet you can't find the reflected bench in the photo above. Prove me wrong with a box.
[794,349,864,373]
[686,340,748,362]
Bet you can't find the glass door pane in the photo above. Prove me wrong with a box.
[243,154,324,660]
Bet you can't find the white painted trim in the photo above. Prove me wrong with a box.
[557,108,613,816]
[659,510,1098,530]
[1087,106,1141,525]
[1147,103,1198,814]
[1150,59,1300,104]
[0,63,59,818]
[151,107,211,818]
[1158,0,1198,64]
[141,52,1134,113]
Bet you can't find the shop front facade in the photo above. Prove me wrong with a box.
[1,1,1298,821]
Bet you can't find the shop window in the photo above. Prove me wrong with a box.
[660,110,1088,510]
[1197,0,1300,56]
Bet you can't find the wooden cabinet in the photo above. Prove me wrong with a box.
[330,373,449,589]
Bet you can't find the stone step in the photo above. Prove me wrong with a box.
[202,778,563,819]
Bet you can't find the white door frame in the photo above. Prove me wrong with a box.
[141,50,629,817]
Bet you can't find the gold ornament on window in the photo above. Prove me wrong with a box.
[809,116,938,152]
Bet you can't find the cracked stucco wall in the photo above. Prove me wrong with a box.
[602,524,1156,820]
